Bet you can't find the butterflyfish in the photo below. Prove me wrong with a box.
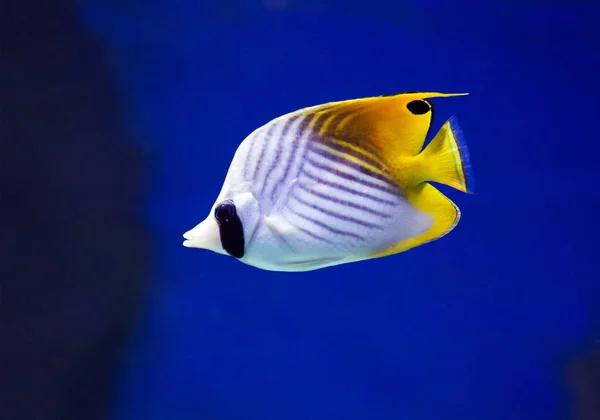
[183,92,474,272]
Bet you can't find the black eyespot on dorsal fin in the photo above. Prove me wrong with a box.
[406,99,431,115]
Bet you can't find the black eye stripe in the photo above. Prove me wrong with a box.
[214,200,245,258]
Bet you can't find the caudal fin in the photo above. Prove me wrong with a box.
[419,116,474,193]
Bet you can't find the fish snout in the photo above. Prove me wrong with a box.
[182,218,223,253]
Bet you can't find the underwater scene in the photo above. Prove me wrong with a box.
[2,0,599,419]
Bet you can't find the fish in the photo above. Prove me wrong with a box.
[183,92,474,272]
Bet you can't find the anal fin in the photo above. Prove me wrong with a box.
[372,183,460,258]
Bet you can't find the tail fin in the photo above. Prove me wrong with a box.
[419,116,474,193]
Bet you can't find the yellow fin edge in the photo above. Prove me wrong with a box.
[371,183,460,258]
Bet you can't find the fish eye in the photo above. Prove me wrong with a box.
[214,200,236,224]
[406,100,431,115]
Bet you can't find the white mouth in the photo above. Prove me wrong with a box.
[182,229,195,247]
[181,218,223,253]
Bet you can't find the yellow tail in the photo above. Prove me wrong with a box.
[418,116,474,193]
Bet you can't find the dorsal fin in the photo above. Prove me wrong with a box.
[297,92,468,159]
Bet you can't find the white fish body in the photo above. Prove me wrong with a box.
[183,92,473,272]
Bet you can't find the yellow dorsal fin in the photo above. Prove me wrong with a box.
[371,182,461,258]
[298,92,468,159]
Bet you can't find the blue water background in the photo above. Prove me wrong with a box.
[79,1,600,419]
